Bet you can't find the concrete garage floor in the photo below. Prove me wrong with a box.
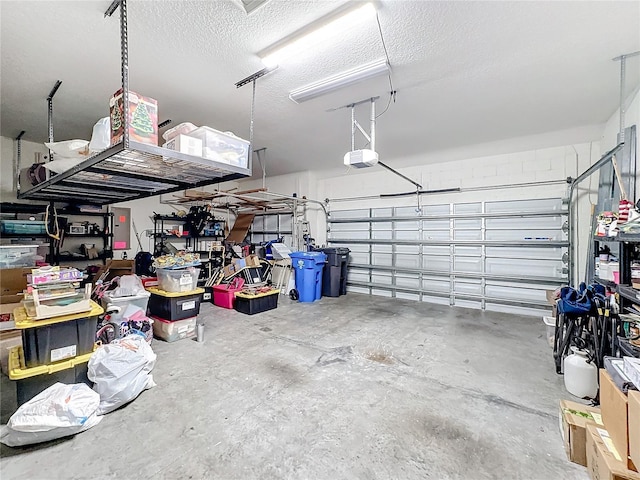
[0,293,587,480]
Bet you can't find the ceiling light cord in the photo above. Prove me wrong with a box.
[375,12,396,119]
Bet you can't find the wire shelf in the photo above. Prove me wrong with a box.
[18,141,251,205]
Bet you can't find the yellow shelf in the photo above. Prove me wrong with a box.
[13,300,104,329]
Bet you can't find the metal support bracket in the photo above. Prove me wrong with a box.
[104,0,120,17]
[14,130,25,195]
[235,66,278,89]
[47,80,62,161]
[234,67,277,175]
[348,96,423,191]
[613,51,640,143]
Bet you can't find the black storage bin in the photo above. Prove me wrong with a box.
[22,316,98,368]
[318,247,350,297]
[8,345,94,406]
[234,289,279,315]
[202,286,214,303]
[147,287,203,321]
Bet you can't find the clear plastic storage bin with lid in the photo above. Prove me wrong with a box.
[187,126,249,168]
[156,267,200,293]
[0,220,46,235]
[0,245,40,269]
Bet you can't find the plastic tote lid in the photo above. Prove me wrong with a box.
[289,251,327,262]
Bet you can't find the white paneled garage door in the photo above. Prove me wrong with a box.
[249,213,294,246]
[328,198,568,315]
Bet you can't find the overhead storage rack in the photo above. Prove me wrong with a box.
[17,0,251,206]
[18,141,251,205]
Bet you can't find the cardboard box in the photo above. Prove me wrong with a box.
[110,89,158,146]
[0,267,30,304]
[601,369,630,468]
[0,329,22,375]
[624,358,640,390]
[245,254,261,267]
[223,263,241,278]
[560,399,604,466]
[163,134,202,157]
[586,425,640,480]
[93,259,134,283]
[0,267,30,330]
[630,391,640,472]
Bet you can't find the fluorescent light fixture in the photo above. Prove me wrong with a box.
[238,0,269,14]
[259,1,377,68]
[289,58,389,103]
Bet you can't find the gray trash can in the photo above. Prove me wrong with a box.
[318,247,350,297]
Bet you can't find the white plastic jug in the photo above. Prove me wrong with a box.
[563,347,598,399]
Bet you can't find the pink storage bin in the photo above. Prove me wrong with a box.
[213,277,245,309]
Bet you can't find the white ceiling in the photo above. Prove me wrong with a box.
[2,1,639,178]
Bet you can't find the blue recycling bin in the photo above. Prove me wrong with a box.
[289,251,327,302]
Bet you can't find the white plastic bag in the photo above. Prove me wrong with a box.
[89,117,111,152]
[112,275,145,297]
[42,157,84,174]
[88,335,156,414]
[44,139,90,159]
[0,383,102,447]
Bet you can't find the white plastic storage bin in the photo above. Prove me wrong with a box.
[187,126,249,168]
[151,315,197,342]
[156,267,201,293]
[543,316,555,348]
[100,290,151,323]
[0,245,39,269]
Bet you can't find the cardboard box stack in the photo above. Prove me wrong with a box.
[560,399,604,467]
[560,363,640,480]
[0,268,29,374]
[222,254,261,279]
[583,368,640,480]
[586,425,640,480]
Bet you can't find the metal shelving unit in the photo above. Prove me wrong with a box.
[16,0,251,206]
[615,237,640,356]
[153,214,225,256]
[1,202,113,266]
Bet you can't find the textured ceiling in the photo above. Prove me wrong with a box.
[1,0,639,177]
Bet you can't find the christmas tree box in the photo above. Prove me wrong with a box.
[109,89,158,146]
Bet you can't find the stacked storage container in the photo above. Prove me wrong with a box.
[148,266,203,342]
[8,301,103,405]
